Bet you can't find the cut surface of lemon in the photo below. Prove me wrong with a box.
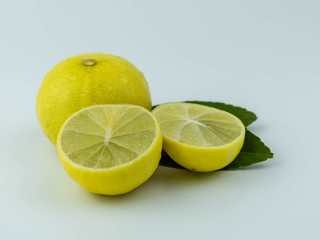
[152,102,245,172]
[57,104,162,195]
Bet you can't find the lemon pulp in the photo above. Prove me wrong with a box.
[152,102,245,172]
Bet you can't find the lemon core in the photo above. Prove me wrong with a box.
[83,58,96,66]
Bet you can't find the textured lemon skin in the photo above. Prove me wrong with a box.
[36,53,152,145]
[162,133,245,172]
[57,108,162,195]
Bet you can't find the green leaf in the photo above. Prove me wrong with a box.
[158,130,274,170]
[221,130,274,170]
[159,151,185,170]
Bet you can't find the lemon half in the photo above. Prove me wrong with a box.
[57,104,162,195]
[152,102,245,172]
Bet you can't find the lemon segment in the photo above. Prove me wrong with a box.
[36,53,152,145]
[152,103,245,172]
[57,105,162,195]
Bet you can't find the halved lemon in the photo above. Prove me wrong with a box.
[57,104,162,195]
[152,102,245,172]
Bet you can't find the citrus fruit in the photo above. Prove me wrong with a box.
[36,53,152,145]
[57,104,162,195]
[152,102,245,172]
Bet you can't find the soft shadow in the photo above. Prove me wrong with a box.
[223,161,278,171]
[87,187,147,203]
[88,166,226,203]
[150,165,223,183]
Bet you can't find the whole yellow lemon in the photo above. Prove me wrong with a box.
[36,53,152,145]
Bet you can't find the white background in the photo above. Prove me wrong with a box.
[0,0,319,239]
